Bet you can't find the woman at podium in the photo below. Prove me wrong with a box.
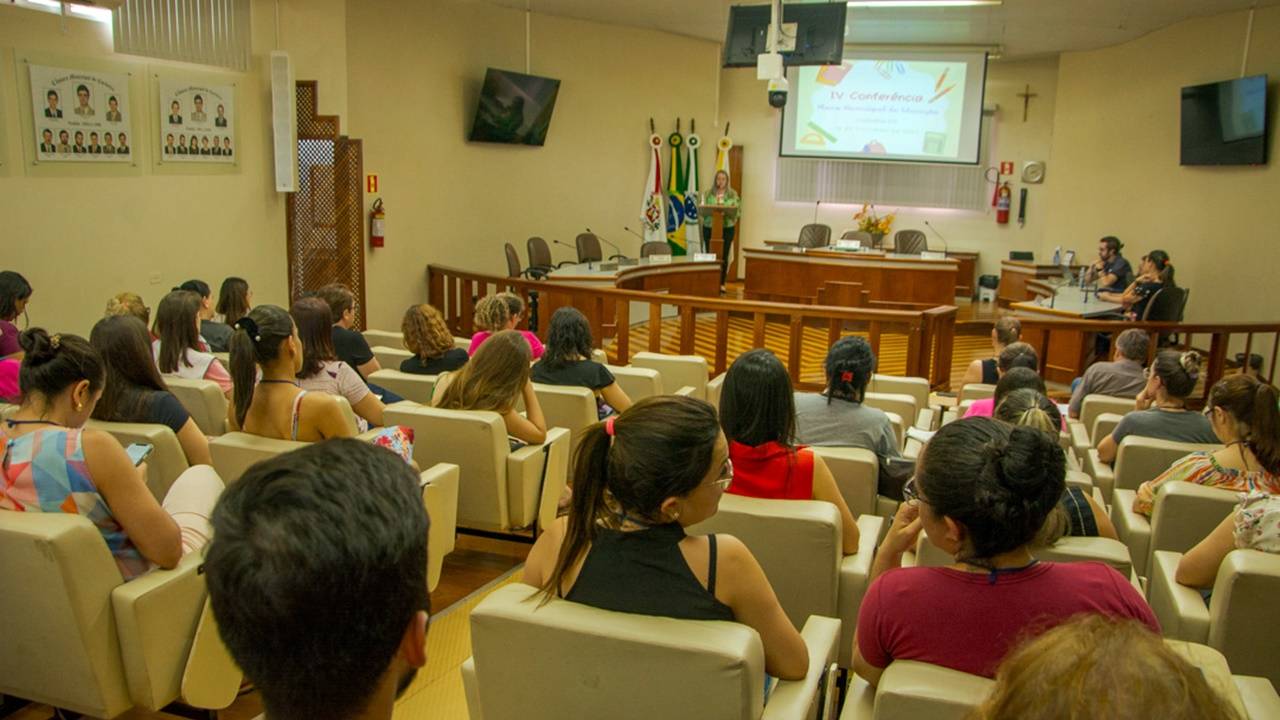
[700,170,740,292]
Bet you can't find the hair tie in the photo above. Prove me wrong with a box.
[234,317,262,342]
[841,371,854,383]
[605,416,616,437]
[49,333,61,350]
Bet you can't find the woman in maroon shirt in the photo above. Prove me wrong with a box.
[719,348,860,554]
[853,417,1158,684]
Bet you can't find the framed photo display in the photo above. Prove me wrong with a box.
[29,63,135,163]
[158,78,236,163]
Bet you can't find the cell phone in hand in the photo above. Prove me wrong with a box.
[125,442,154,467]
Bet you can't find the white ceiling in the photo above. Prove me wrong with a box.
[487,0,1278,59]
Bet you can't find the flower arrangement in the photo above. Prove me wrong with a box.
[853,204,895,236]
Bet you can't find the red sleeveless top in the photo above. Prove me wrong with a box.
[727,441,815,500]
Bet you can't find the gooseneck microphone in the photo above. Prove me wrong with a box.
[923,220,949,256]
[553,238,587,268]
[623,226,645,241]
[586,227,627,260]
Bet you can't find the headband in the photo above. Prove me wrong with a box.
[234,316,262,342]
[605,416,616,437]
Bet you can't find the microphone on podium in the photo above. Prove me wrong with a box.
[586,227,627,260]
[623,226,645,241]
[924,220,949,256]
[552,238,585,268]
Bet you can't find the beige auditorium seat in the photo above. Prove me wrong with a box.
[419,463,460,592]
[1065,468,1094,491]
[1149,548,1280,688]
[212,352,230,367]
[384,403,569,535]
[1086,435,1221,504]
[915,530,1134,579]
[707,371,726,408]
[462,584,840,720]
[869,374,930,414]
[165,378,228,436]
[371,344,413,372]
[531,383,596,446]
[1113,481,1238,578]
[812,446,879,519]
[362,329,404,348]
[0,513,240,718]
[454,336,471,351]
[1068,394,1135,457]
[631,352,708,400]
[208,432,309,485]
[86,419,190,501]
[958,383,995,404]
[1,402,17,420]
[607,364,663,401]
[591,348,608,364]
[367,368,437,404]
[689,494,885,668]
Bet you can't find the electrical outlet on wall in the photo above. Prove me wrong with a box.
[149,273,161,285]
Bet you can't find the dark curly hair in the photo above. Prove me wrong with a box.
[541,307,594,371]
[824,336,876,404]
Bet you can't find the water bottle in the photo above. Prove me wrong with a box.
[1052,246,1061,266]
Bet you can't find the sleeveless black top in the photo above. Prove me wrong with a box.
[981,358,999,385]
[565,522,735,621]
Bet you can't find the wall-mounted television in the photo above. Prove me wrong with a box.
[723,3,847,69]
[1180,74,1269,166]
[469,68,561,147]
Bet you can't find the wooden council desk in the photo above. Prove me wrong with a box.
[540,256,720,337]
[999,260,1083,306]
[1012,288,1124,384]
[743,247,959,306]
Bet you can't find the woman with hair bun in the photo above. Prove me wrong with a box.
[853,417,1157,685]
[1096,350,1217,465]
[1133,373,1280,517]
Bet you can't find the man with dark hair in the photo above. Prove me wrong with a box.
[204,440,430,720]
[74,83,94,117]
[106,95,122,122]
[316,283,382,379]
[191,94,207,122]
[1068,328,1150,419]
[169,99,183,125]
[72,130,87,154]
[215,103,228,127]
[1084,236,1132,294]
[44,89,62,118]
[39,128,56,153]
[57,129,70,153]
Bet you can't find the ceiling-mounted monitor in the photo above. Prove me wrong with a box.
[723,3,848,68]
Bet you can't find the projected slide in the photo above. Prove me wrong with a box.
[780,51,988,165]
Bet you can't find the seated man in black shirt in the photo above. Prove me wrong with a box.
[313,283,404,403]
[1084,236,1133,295]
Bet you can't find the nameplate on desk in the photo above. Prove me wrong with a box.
[616,258,639,267]
[599,262,619,271]
[921,251,948,260]
[647,254,672,264]
[834,239,861,250]
[693,253,717,262]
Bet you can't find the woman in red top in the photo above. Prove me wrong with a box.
[854,417,1158,685]
[719,349,860,554]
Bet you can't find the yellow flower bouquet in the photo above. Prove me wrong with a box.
[853,204,896,236]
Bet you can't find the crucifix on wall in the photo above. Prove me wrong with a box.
[1016,84,1038,122]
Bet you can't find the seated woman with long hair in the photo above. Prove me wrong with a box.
[432,329,547,445]
[853,417,1157,685]
[719,348,859,554]
[1,329,223,580]
[532,307,631,418]
[400,303,468,375]
[215,276,251,327]
[89,315,212,466]
[227,305,354,441]
[291,297,384,429]
[1096,350,1217,465]
[1133,372,1280,517]
[468,293,544,359]
[522,395,810,680]
[995,388,1116,541]
[152,289,232,396]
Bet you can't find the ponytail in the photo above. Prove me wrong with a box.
[1249,382,1280,475]
[228,305,294,429]
[540,422,612,604]
[824,336,875,405]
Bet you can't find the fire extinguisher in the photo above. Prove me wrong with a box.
[996,183,1011,225]
[369,198,386,248]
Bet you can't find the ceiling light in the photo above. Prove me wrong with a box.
[847,1,1003,8]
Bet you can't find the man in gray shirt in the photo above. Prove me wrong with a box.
[1068,328,1149,419]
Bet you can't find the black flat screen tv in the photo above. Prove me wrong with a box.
[1180,74,1268,166]
[469,68,561,146]
[723,3,847,68]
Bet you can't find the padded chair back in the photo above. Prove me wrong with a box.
[958,383,995,403]
[893,229,928,255]
[869,374,930,413]
[531,383,596,446]
[86,420,190,501]
[1208,549,1280,687]
[504,243,522,278]
[1090,412,1125,447]
[527,236,553,269]
[607,365,663,401]
[0,512,133,717]
[1149,482,1239,566]
[166,377,228,436]
[575,232,603,263]
[797,223,832,249]
[631,352,709,399]
[209,432,308,485]
[368,369,437,404]
[812,447,878,518]
[841,230,873,244]
[863,391,917,431]
[640,241,671,258]
[372,344,413,372]
[1035,536,1134,577]
[468,584,765,720]
[1080,394,1137,437]
[420,463,460,593]
[333,396,361,434]
[869,661,992,720]
[1114,436,1221,492]
[689,494,842,628]
[454,336,472,351]
[1143,286,1187,322]
[362,329,404,348]
[0,402,17,420]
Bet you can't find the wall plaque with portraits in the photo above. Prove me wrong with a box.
[158,78,236,163]
[29,63,135,163]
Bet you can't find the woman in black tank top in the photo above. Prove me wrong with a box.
[522,396,810,680]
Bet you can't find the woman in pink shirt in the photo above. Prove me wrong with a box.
[468,292,544,359]
[964,342,1039,419]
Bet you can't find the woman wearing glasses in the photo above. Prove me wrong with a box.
[522,395,810,681]
[853,417,1158,686]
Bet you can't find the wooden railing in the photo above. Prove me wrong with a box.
[1016,316,1280,404]
[427,264,958,390]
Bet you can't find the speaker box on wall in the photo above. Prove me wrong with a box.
[1021,160,1046,184]
[270,51,297,193]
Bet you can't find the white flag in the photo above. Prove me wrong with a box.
[641,133,666,244]
[683,132,702,254]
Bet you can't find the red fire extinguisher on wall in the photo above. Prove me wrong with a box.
[995,183,1012,225]
[369,198,386,248]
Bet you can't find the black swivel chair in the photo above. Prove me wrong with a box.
[797,223,832,249]
[527,236,573,274]
[505,243,546,280]
[893,229,928,255]
[575,233,603,263]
